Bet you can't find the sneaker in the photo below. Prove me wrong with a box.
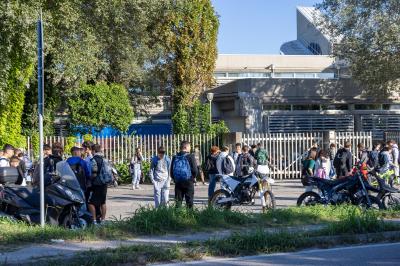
[132,185,136,190]
[135,186,141,190]
[203,182,209,186]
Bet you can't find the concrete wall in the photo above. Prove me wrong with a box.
[297,8,332,55]
[215,54,335,72]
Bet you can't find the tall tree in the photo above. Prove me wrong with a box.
[157,0,219,108]
[317,0,400,98]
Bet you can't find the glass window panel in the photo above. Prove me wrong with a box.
[214,72,226,78]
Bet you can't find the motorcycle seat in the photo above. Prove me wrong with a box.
[8,186,41,208]
[316,177,348,186]
[381,184,399,193]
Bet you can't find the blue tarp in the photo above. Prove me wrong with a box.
[74,123,172,138]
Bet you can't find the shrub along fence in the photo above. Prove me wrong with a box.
[26,131,373,179]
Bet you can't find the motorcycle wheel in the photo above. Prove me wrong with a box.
[357,195,384,210]
[210,189,232,210]
[263,190,276,210]
[297,191,321,207]
[61,210,87,230]
[382,194,400,210]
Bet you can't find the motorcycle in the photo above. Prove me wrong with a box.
[297,165,383,209]
[210,165,276,211]
[0,161,92,229]
[368,169,400,210]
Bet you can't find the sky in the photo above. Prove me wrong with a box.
[211,0,322,54]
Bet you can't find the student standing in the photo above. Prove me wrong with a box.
[130,147,143,190]
[205,146,220,200]
[170,141,198,208]
[150,146,171,207]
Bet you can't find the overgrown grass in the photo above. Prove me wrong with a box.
[202,207,400,257]
[1,205,399,250]
[34,244,197,266]
[35,206,400,265]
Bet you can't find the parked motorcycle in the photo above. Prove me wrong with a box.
[210,166,276,211]
[0,161,92,229]
[368,170,400,210]
[297,168,383,209]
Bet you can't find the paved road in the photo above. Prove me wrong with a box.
[105,179,304,219]
[157,242,400,266]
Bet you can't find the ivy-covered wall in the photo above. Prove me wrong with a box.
[0,58,33,148]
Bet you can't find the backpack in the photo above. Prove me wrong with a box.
[205,155,218,173]
[69,161,86,190]
[333,149,347,169]
[255,149,268,165]
[237,154,253,176]
[367,150,378,168]
[222,156,234,175]
[378,151,387,168]
[93,157,113,185]
[172,154,192,181]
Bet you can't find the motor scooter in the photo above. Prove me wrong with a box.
[0,161,92,229]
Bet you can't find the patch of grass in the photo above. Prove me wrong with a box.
[119,206,253,235]
[34,244,199,266]
[1,205,399,250]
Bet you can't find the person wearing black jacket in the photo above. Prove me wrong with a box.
[170,141,198,208]
[333,141,353,178]
[205,146,220,200]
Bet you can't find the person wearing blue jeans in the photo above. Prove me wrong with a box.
[130,147,143,190]
[206,146,220,201]
[150,146,171,207]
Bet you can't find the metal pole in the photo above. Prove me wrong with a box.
[209,100,212,125]
[37,11,45,228]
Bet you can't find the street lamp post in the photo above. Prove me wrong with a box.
[206,92,214,126]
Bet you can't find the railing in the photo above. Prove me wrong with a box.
[26,131,373,179]
[26,134,221,164]
[242,132,372,179]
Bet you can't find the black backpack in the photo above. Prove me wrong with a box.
[205,155,218,173]
[333,149,347,169]
[69,162,86,191]
[222,156,234,175]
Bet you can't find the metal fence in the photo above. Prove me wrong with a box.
[26,131,373,179]
[242,132,372,179]
[26,134,221,164]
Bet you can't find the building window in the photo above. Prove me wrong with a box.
[292,104,321,111]
[320,104,349,110]
[273,72,295,78]
[263,104,292,111]
[308,42,322,55]
[214,72,227,78]
[354,104,383,110]
[227,72,239,77]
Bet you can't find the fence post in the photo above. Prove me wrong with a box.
[322,131,336,150]
[222,132,243,150]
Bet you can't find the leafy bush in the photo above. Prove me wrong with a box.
[68,82,134,132]
[64,136,77,156]
[141,161,151,183]
[114,163,130,184]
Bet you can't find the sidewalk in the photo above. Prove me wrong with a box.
[0,224,327,265]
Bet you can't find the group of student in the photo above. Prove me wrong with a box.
[142,141,270,209]
[0,144,32,185]
[302,139,400,186]
[0,142,111,225]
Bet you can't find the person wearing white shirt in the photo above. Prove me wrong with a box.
[0,144,15,167]
[217,146,235,176]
